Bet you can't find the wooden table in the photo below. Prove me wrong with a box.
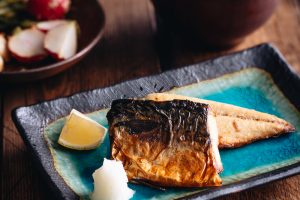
[1,0,300,199]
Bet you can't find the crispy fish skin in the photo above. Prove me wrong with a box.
[107,99,222,187]
[145,93,295,148]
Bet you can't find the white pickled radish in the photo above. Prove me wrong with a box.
[90,159,135,200]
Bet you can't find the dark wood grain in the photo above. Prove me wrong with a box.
[1,0,300,199]
[0,89,3,200]
[218,175,300,200]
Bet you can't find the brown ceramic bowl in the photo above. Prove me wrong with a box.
[0,0,105,83]
[152,0,278,48]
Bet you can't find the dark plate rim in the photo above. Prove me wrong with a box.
[11,43,300,200]
[0,0,105,76]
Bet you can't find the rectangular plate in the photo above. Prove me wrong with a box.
[12,43,300,200]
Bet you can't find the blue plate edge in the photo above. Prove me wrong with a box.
[180,161,300,200]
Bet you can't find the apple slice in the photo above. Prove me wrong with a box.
[8,28,47,63]
[44,21,77,60]
[36,20,68,32]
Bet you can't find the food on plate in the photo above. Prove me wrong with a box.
[44,21,77,60]
[107,99,223,187]
[0,0,78,71]
[8,28,47,63]
[90,158,135,200]
[58,109,107,150]
[2,20,78,67]
[27,0,71,20]
[145,93,295,148]
[36,20,68,32]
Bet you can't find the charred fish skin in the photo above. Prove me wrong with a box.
[145,93,295,148]
[107,99,222,187]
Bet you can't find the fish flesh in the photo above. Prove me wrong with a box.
[145,93,295,148]
[107,99,223,187]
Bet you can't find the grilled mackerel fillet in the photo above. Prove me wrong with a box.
[107,99,223,187]
[145,93,295,148]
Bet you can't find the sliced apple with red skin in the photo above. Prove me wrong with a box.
[44,21,77,60]
[36,20,68,33]
[8,29,47,63]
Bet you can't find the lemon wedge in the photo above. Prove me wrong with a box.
[58,109,107,150]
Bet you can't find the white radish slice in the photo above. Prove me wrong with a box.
[90,159,135,200]
[36,20,68,32]
[8,28,47,63]
[44,21,77,60]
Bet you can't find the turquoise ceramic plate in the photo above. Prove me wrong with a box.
[12,44,300,200]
